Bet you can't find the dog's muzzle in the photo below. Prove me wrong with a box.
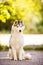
[19,30,21,32]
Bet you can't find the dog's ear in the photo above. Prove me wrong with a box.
[15,20,18,24]
[14,20,18,26]
[20,20,24,26]
[18,20,24,26]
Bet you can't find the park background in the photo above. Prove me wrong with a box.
[0,0,43,51]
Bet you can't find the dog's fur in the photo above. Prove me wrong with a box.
[9,20,31,60]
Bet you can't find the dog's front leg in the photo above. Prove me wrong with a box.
[19,49,23,60]
[12,48,17,60]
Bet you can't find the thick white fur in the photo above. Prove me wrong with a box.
[9,22,31,60]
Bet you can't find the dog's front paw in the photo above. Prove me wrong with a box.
[14,58,17,61]
[19,57,23,61]
[19,59,22,61]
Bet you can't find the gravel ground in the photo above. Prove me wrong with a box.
[0,51,43,65]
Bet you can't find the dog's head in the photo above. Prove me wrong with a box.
[12,20,25,33]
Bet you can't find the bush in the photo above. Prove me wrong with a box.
[0,45,9,51]
[0,45,3,51]
[23,45,32,51]
[3,46,9,51]
[23,45,43,51]
[0,45,43,51]
[34,45,43,50]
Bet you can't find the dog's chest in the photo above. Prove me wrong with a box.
[12,34,23,41]
[11,34,24,48]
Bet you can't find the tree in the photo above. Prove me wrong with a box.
[0,0,42,33]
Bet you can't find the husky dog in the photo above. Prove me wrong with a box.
[9,20,31,60]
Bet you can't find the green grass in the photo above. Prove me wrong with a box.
[0,45,9,51]
[0,45,3,51]
[0,45,43,51]
[23,45,33,51]
[34,45,43,50]
[23,45,43,51]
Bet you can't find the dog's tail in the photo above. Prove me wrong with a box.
[23,53,32,60]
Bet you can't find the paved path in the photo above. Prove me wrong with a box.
[0,34,43,46]
[0,51,43,65]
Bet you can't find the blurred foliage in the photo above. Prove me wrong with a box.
[23,45,33,50]
[0,44,3,51]
[0,44,43,51]
[0,45,9,51]
[0,0,43,34]
[36,21,43,34]
[34,45,43,50]
[24,45,43,51]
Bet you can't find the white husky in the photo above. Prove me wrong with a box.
[9,20,31,60]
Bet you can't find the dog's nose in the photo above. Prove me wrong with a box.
[19,30,21,32]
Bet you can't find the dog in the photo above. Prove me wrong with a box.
[8,20,31,60]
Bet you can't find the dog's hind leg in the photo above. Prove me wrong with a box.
[9,48,14,60]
